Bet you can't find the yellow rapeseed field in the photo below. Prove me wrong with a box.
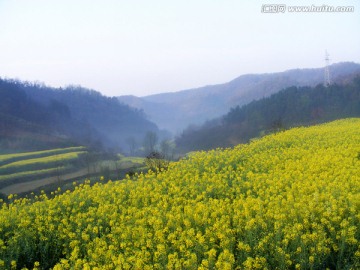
[0,119,359,269]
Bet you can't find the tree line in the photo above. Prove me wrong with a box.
[126,131,176,159]
[176,76,360,152]
[0,78,161,152]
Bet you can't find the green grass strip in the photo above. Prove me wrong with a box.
[0,151,86,170]
[0,146,86,163]
[0,167,67,182]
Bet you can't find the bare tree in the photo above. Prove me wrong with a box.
[125,137,137,156]
[143,131,158,155]
[160,139,176,160]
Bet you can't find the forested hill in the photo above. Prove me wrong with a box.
[0,79,160,152]
[118,62,360,133]
[176,75,360,152]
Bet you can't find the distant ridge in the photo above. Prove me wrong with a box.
[175,74,360,152]
[118,62,360,133]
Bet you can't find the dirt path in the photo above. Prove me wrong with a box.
[0,168,90,195]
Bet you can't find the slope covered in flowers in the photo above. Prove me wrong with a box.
[1,119,360,269]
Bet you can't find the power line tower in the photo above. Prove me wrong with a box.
[324,50,331,87]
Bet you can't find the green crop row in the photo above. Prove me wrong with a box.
[0,167,67,182]
[0,146,86,165]
[0,166,70,190]
[0,151,87,175]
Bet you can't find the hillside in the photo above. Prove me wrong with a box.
[118,62,360,133]
[1,119,359,269]
[176,75,360,152]
[0,79,160,152]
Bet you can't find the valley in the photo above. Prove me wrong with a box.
[1,1,359,268]
[1,63,360,270]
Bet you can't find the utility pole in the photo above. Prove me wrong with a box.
[324,50,331,87]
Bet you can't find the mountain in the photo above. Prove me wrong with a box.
[175,75,360,152]
[0,79,160,152]
[118,62,360,133]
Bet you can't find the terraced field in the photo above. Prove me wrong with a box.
[0,147,85,166]
[0,147,87,190]
[0,148,146,196]
[0,156,145,196]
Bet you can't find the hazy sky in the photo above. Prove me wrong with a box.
[0,0,359,97]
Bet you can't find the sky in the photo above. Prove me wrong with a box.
[0,0,359,97]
